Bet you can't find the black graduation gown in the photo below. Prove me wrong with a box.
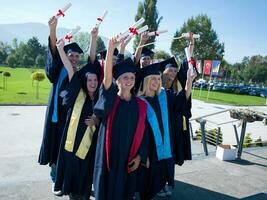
[93,83,148,200]
[54,72,99,196]
[38,38,69,165]
[138,89,186,199]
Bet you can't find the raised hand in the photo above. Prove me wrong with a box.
[56,38,65,50]
[140,31,149,44]
[187,67,197,82]
[108,36,122,51]
[91,27,99,39]
[48,16,58,30]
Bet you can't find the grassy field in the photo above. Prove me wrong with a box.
[0,66,266,106]
[192,88,266,106]
[0,67,51,104]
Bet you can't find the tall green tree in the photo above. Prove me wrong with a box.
[171,14,224,61]
[154,50,171,60]
[35,54,45,68]
[134,0,163,50]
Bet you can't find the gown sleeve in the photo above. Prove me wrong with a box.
[137,121,149,165]
[45,37,63,83]
[93,82,117,119]
[61,72,82,108]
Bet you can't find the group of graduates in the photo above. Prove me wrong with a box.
[38,15,197,200]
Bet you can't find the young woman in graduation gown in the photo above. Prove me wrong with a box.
[38,16,84,186]
[137,63,196,199]
[93,37,148,200]
[52,38,101,199]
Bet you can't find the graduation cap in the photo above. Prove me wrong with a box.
[64,42,83,54]
[113,58,136,80]
[159,57,178,73]
[99,48,119,59]
[141,47,154,58]
[137,63,161,81]
[79,62,102,81]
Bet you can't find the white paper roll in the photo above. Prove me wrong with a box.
[185,47,194,76]
[182,33,200,39]
[55,3,72,19]
[148,29,168,36]
[64,26,81,42]
[95,10,108,28]
[117,18,145,40]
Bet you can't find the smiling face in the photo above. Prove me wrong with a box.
[116,72,135,92]
[164,67,178,82]
[86,73,98,93]
[148,75,161,92]
[140,56,152,68]
[67,52,80,69]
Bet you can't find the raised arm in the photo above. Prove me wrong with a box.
[185,67,197,99]
[48,16,58,56]
[134,32,149,64]
[88,27,99,64]
[56,39,74,81]
[103,37,121,90]
[119,36,132,55]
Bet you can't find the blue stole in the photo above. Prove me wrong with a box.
[143,88,172,160]
[52,67,67,123]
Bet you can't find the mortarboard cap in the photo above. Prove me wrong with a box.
[159,57,178,73]
[99,48,119,59]
[64,42,83,54]
[141,47,154,58]
[113,58,136,80]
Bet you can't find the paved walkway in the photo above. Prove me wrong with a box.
[0,104,266,200]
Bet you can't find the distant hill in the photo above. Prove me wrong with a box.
[0,22,70,44]
[0,22,108,46]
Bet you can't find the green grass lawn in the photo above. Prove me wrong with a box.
[0,66,266,105]
[192,88,266,106]
[0,66,51,104]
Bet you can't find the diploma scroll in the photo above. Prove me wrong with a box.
[64,26,81,42]
[55,3,72,19]
[95,10,108,28]
[148,29,168,37]
[117,18,145,41]
[185,47,195,76]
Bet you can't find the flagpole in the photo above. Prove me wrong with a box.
[206,72,212,101]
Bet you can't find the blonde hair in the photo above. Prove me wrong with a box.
[138,75,162,96]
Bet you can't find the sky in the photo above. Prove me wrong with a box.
[1,0,267,64]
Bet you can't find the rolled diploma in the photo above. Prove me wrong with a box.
[64,26,81,41]
[125,25,149,40]
[185,47,194,76]
[118,18,145,40]
[55,3,72,19]
[182,33,200,39]
[148,29,168,36]
[95,10,108,28]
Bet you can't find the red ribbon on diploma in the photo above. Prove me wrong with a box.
[57,9,65,17]
[189,57,195,66]
[97,17,103,22]
[65,35,73,42]
[155,32,159,36]
[129,27,138,36]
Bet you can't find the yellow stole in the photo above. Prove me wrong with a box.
[64,89,96,159]
[183,116,187,131]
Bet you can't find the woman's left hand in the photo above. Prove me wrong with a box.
[128,155,141,172]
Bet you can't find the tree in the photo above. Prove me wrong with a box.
[134,0,163,50]
[6,54,17,68]
[0,42,11,64]
[35,54,45,68]
[154,50,171,60]
[3,71,11,91]
[31,72,45,99]
[74,32,90,65]
[27,37,45,62]
[171,14,224,62]
[96,36,106,54]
